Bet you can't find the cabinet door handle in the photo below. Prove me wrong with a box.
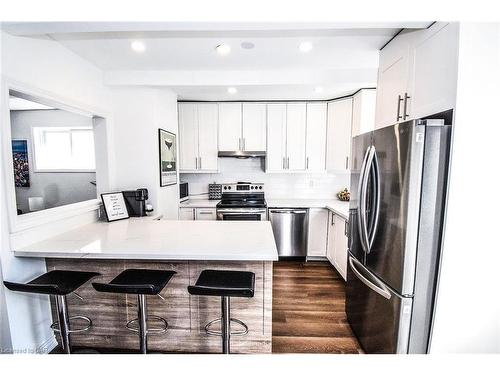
[345,220,348,236]
[331,214,335,226]
[242,138,246,151]
[287,157,290,170]
[199,157,202,170]
[345,156,349,170]
[403,93,411,120]
[238,138,241,150]
[198,211,213,214]
[397,95,404,121]
[195,157,198,170]
[282,157,286,170]
[306,157,309,170]
[192,208,196,219]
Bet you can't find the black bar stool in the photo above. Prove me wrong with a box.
[188,269,255,354]
[3,270,99,354]
[92,269,176,354]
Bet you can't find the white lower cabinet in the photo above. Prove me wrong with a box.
[179,207,195,220]
[307,208,329,257]
[195,208,217,220]
[179,207,217,220]
[326,211,348,281]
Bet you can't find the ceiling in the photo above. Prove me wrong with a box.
[9,96,54,111]
[2,22,433,100]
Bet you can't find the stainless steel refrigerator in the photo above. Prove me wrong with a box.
[346,118,451,354]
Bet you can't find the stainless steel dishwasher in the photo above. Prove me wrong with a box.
[268,208,309,258]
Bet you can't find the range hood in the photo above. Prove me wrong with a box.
[218,150,266,158]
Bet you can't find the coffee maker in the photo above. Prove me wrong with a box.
[122,188,149,217]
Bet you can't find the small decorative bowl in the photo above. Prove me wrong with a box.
[337,188,350,202]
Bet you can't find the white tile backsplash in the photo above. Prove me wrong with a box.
[180,158,350,199]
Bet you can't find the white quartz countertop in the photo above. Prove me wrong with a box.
[13,220,278,261]
[267,199,350,219]
[179,198,219,208]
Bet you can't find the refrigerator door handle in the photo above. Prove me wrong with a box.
[360,146,376,253]
[367,149,381,251]
[357,146,371,254]
[349,256,391,300]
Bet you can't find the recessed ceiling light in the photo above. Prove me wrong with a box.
[131,40,146,53]
[298,41,313,53]
[227,87,237,94]
[241,41,255,50]
[314,87,324,94]
[215,44,231,55]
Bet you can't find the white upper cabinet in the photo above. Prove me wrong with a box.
[410,23,459,119]
[178,102,218,173]
[375,22,459,129]
[326,98,353,172]
[266,103,287,172]
[178,103,199,171]
[242,103,267,151]
[197,103,219,171]
[218,103,242,151]
[352,89,376,137]
[286,103,307,171]
[305,102,327,172]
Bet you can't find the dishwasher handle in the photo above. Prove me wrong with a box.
[269,209,308,214]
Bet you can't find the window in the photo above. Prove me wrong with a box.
[32,127,96,171]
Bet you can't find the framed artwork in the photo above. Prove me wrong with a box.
[12,140,30,187]
[100,192,129,222]
[158,129,177,187]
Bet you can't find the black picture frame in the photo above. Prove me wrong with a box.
[158,128,177,187]
[100,192,130,222]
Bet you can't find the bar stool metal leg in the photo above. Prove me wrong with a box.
[55,295,71,354]
[221,296,230,354]
[137,294,148,354]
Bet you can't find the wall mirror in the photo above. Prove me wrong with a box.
[8,90,99,215]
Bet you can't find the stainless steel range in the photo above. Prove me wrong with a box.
[216,182,267,221]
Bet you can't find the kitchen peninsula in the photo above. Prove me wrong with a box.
[13,219,278,353]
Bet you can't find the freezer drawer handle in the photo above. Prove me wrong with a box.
[349,257,391,300]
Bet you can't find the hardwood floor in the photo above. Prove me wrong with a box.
[272,261,362,354]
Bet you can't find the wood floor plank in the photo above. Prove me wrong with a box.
[272,261,362,354]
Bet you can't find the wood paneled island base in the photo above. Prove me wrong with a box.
[46,259,273,354]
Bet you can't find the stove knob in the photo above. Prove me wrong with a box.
[259,186,263,190]
[251,186,254,189]
[223,186,227,190]
[228,186,231,190]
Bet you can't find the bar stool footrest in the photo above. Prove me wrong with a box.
[126,315,168,335]
[205,318,248,336]
[50,315,92,334]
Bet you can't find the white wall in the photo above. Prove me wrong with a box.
[10,109,97,214]
[181,157,350,199]
[0,30,114,353]
[111,87,179,219]
[430,23,500,353]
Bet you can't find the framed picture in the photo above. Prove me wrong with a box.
[100,192,129,222]
[12,140,30,187]
[158,129,177,187]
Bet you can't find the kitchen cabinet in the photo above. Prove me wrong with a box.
[286,103,307,171]
[266,103,287,172]
[326,98,353,171]
[219,102,267,152]
[326,212,348,281]
[375,22,459,129]
[242,103,267,151]
[332,214,348,281]
[409,22,459,119]
[352,89,376,137]
[218,103,242,152]
[307,208,329,257]
[178,103,218,172]
[179,207,195,220]
[305,102,327,171]
[179,207,217,220]
[267,102,322,173]
[195,208,217,220]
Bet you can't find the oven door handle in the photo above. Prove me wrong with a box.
[217,209,267,214]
